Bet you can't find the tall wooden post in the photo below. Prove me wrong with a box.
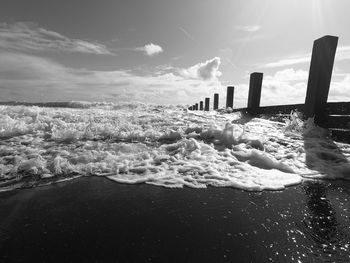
[200,101,203,110]
[214,93,219,110]
[226,86,234,108]
[195,103,198,110]
[205,98,210,111]
[247,72,263,115]
[304,35,338,124]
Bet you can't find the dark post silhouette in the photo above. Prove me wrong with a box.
[304,35,338,124]
[214,93,219,110]
[200,101,203,110]
[189,106,192,110]
[226,86,234,108]
[205,98,210,111]
[195,103,198,110]
[247,72,263,115]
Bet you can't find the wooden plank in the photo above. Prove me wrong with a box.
[324,115,350,129]
[226,86,234,108]
[325,102,350,115]
[304,35,339,124]
[330,128,350,143]
[247,73,263,115]
[200,101,203,110]
[256,104,305,115]
[214,93,219,110]
[205,98,210,111]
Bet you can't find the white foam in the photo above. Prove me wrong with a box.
[0,104,349,191]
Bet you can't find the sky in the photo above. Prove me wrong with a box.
[0,0,350,107]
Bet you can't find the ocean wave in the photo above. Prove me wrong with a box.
[0,104,349,192]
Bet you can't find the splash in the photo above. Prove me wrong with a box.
[0,103,349,192]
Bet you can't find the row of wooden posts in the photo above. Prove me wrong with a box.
[188,72,263,114]
[188,35,340,124]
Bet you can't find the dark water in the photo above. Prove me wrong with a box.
[0,177,349,263]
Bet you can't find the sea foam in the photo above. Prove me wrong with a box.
[0,103,349,191]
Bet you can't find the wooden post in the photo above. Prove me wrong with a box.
[304,35,338,124]
[226,86,234,108]
[200,101,203,110]
[214,93,219,110]
[205,98,210,111]
[189,106,192,110]
[247,72,263,115]
[195,103,198,110]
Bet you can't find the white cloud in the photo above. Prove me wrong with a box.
[337,46,350,61]
[0,52,222,105]
[234,25,261,32]
[179,27,195,41]
[259,69,309,106]
[260,45,350,68]
[329,74,350,102]
[265,68,308,82]
[180,57,222,81]
[262,56,310,68]
[136,43,163,56]
[0,22,112,55]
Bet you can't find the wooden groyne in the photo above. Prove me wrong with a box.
[189,35,350,142]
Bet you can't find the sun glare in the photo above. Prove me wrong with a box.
[311,0,325,35]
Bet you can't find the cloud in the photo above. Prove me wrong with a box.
[180,57,222,81]
[234,25,261,32]
[265,68,308,82]
[136,43,163,56]
[260,70,308,106]
[179,27,195,41]
[329,74,350,102]
[260,45,350,68]
[262,57,310,68]
[0,22,112,54]
[0,52,222,104]
[337,46,350,60]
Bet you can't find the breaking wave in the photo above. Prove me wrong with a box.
[0,102,349,192]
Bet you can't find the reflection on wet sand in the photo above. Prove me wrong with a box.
[300,181,350,262]
[303,182,339,243]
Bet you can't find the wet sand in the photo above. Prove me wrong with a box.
[0,177,349,262]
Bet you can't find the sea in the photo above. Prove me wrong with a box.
[0,101,349,192]
[0,101,350,262]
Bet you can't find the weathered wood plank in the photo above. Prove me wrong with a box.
[324,115,350,129]
[304,35,339,123]
[200,101,203,110]
[214,93,219,110]
[226,86,234,108]
[205,98,210,111]
[247,73,263,114]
